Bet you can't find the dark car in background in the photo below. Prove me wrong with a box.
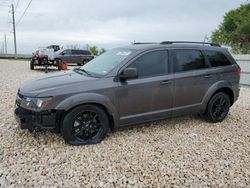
[55,49,94,66]
[15,41,241,145]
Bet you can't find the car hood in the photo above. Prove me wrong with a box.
[19,70,97,97]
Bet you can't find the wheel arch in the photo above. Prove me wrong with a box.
[55,93,119,131]
[202,81,235,111]
[212,87,234,106]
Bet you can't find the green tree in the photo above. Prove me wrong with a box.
[211,3,250,54]
[89,45,99,56]
[88,45,106,56]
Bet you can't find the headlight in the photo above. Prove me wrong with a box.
[21,97,53,110]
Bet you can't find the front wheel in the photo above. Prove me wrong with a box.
[61,105,109,145]
[204,92,230,123]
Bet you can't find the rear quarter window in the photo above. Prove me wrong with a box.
[84,50,91,55]
[205,50,232,67]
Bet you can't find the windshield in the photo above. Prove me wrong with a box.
[55,49,64,55]
[80,49,133,76]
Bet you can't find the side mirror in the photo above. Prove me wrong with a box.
[119,68,138,81]
[61,52,65,55]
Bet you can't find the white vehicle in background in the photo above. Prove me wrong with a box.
[30,45,62,72]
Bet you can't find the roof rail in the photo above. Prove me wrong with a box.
[160,41,221,47]
[132,42,157,45]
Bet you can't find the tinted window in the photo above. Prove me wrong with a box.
[128,50,168,78]
[83,50,91,55]
[205,50,232,67]
[77,50,84,55]
[63,50,71,55]
[173,50,205,72]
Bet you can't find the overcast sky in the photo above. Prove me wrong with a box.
[0,0,248,54]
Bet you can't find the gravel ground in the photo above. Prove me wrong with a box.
[0,59,249,187]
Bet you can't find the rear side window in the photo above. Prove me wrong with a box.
[173,49,205,72]
[128,50,168,78]
[71,50,91,55]
[205,50,232,67]
[83,50,91,55]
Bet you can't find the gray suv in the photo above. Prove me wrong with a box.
[55,49,94,65]
[14,41,241,145]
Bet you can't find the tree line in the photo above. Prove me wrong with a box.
[211,3,250,54]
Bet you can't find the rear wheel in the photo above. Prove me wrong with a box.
[30,59,34,70]
[61,105,109,145]
[82,59,89,65]
[204,92,230,123]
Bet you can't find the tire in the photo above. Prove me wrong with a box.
[82,59,89,65]
[45,65,48,73]
[204,92,230,123]
[30,59,34,70]
[61,105,109,145]
[56,59,62,71]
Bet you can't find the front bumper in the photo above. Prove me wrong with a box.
[14,105,59,131]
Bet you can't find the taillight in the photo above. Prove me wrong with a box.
[236,66,241,76]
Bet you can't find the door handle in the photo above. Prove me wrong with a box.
[204,74,212,78]
[161,80,172,85]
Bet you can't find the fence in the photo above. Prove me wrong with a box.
[0,54,32,59]
[233,54,250,87]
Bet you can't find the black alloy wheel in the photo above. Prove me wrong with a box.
[73,111,102,140]
[61,105,109,145]
[204,92,230,123]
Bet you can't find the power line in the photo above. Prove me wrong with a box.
[16,0,32,26]
[15,0,20,11]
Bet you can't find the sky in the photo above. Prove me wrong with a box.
[0,0,248,54]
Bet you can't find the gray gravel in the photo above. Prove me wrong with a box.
[0,59,250,187]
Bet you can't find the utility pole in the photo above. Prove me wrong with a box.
[11,4,17,58]
[4,34,7,54]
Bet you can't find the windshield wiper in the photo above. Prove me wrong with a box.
[74,67,92,76]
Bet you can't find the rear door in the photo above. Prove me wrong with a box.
[82,50,93,62]
[71,50,81,64]
[118,49,174,125]
[172,49,218,115]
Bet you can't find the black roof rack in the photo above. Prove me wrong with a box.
[160,41,221,47]
[132,42,157,45]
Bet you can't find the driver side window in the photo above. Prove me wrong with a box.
[128,50,168,78]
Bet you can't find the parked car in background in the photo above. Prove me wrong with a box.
[30,45,61,72]
[15,41,241,145]
[54,49,94,66]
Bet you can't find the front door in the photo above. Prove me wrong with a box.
[61,49,72,63]
[118,49,173,126]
